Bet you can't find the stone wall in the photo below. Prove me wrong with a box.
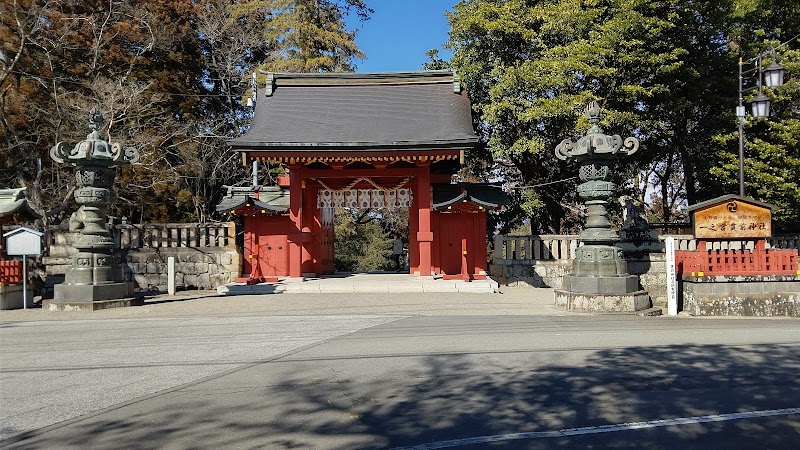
[490,252,669,309]
[43,224,241,291]
[681,275,800,316]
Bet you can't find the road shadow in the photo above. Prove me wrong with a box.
[5,337,800,449]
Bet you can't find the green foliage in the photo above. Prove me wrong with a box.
[710,45,800,229]
[334,208,394,272]
[446,0,800,231]
[239,0,371,73]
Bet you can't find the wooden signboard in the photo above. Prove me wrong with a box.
[692,198,772,239]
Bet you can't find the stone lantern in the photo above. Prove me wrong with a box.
[46,109,139,310]
[553,101,650,312]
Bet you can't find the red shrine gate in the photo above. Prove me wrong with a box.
[217,71,508,281]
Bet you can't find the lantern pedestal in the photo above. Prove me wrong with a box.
[44,289,138,311]
[554,288,651,312]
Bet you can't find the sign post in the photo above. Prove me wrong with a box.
[3,227,44,310]
[168,256,176,296]
[665,236,677,316]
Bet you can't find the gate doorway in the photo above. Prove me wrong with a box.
[332,206,409,274]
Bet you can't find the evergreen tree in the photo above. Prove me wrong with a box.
[445,0,799,231]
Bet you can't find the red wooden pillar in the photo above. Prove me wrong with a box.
[431,211,441,275]
[240,212,257,281]
[288,164,303,278]
[302,183,319,276]
[416,163,433,276]
[409,186,420,274]
[475,211,488,278]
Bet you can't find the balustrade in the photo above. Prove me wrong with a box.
[46,222,236,251]
[492,234,798,265]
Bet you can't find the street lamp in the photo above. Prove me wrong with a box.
[737,49,785,196]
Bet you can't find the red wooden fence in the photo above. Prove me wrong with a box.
[675,249,799,276]
[0,260,23,285]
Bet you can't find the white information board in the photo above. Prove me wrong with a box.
[2,227,43,310]
[3,227,43,256]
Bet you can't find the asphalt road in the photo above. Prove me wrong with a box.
[2,312,799,449]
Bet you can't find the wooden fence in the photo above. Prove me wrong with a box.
[675,248,798,276]
[0,260,23,285]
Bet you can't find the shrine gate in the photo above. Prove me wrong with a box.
[217,71,507,281]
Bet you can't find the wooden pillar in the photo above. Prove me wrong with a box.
[303,183,320,276]
[476,210,488,277]
[431,211,441,275]
[416,163,433,276]
[288,164,303,278]
[409,187,420,274]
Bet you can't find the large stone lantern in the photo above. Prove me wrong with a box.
[46,109,139,310]
[553,102,650,312]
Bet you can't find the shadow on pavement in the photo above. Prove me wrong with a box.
[5,341,800,449]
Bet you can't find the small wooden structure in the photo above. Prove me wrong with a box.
[676,195,798,276]
[218,71,508,281]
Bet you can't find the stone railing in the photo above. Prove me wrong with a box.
[492,234,799,265]
[492,234,580,263]
[489,233,799,309]
[43,222,235,251]
[44,222,240,291]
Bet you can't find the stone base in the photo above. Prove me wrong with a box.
[0,285,33,310]
[554,289,651,312]
[53,281,135,302]
[562,274,639,294]
[681,274,800,316]
[43,297,139,311]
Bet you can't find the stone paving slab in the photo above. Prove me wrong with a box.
[217,273,499,296]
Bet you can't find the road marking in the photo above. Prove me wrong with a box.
[391,407,800,450]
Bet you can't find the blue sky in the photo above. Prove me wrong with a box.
[350,1,457,73]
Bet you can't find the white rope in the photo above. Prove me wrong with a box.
[314,177,411,193]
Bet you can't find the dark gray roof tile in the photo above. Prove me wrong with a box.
[229,71,477,151]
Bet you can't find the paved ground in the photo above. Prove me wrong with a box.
[0,286,565,322]
[2,286,800,449]
[217,273,499,295]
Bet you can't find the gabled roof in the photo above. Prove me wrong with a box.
[216,186,290,214]
[687,194,776,212]
[3,226,43,238]
[229,71,478,152]
[432,184,509,210]
[0,188,40,221]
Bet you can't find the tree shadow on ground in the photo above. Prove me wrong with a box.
[6,336,800,449]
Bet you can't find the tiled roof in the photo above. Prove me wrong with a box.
[432,184,509,210]
[229,71,478,151]
[216,186,290,214]
[0,188,40,221]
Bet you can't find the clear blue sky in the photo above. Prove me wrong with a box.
[350,1,457,73]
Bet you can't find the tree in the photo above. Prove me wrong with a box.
[1,0,371,225]
[709,44,800,230]
[237,0,371,73]
[444,0,799,231]
[334,208,393,272]
[705,0,800,231]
